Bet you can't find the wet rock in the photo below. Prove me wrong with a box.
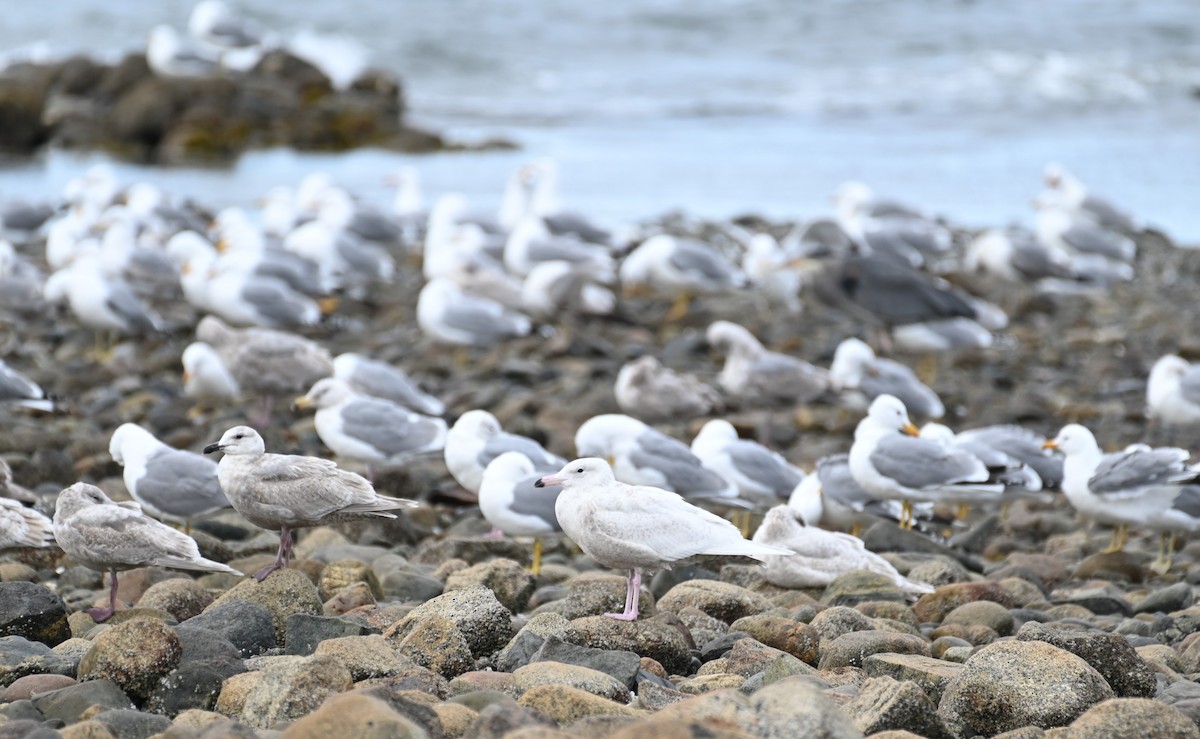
[445,559,536,613]
[1134,582,1194,615]
[78,618,182,701]
[942,600,1016,636]
[386,585,513,658]
[569,616,692,675]
[92,708,171,739]
[810,605,878,642]
[510,661,630,702]
[727,615,819,664]
[314,634,416,680]
[496,613,580,672]
[862,653,963,703]
[239,654,353,729]
[0,636,74,687]
[32,678,134,722]
[183,600,276,657]
[818,630,931,670]
[136,579,213,622]
[389,614,474,678]
[1,673,76,701]
[529,636,640,688]
[657,580,770,623]
[846,675,953,738]
[913,582,1015,623]
[281,692,427,738]
[284,613,372,655]
[0,582,70,646]
[516,683,639,725]
[1016,621,1156,698]
[204,569,323,643]
[1066,697,1199,738]
[938,640,1115,735]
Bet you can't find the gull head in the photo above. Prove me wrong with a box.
[535,457,614,489]
[204,425,265,456]
[705,320,760,355]
[1150,355,1190,387]
[691,419,738,457]
[830,338,876,388]
[574,414,645,458]
[451,410,502,442]
[54,482,113,522]
[482,450,539,483]
[866,395,919,437]
[1043,424,1097,456]
[295,377,356,411]
[109,423,157,465]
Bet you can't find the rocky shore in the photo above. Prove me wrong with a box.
[2,217,1200,738]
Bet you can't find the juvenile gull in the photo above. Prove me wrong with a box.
[444,410,564,495]
[295,378,448,475]
[332,353,444,416]
[614,356,720,423]
[0,498,53,549]
[1043,424,1200,565]
[849,395,1003,528]
[479,452,563,574]
[1147,355,1200,428]
[109,423,230,531]
[204,425,416,581]
[537,458,789,620]
[705,321,829,408]
[53,483,239,622]
[753,506,932,592]
[0,460,39,505]
[0,359,58,412]
[690,420,803,506]
[417,278,532,347]
[574,414,741,505]
[830,338,944,419]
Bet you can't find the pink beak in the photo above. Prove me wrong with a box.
[535,474,565,488]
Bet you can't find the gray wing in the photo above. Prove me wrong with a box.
[859,226,925,267]
[480,433,564,470]
[1088,449,1196,497]
[1060,224,1131,261]
[506,476,563,531]
[817,454,874,509]
[256,249,324,296]
[864,199,924,220]
[340,398,446,458]
[1009,234,1073,279]
[336,238,392,280]
[441,297,529,344]
[752,353,829,402]
[344,360,443,415]
[350,210,402,244]
[542,213,612,245]
[860,359,942,417]
[207,18,260,48]
[727,443,803,495]
[669,241,738,286]
[630,430,733,498]
[958,425,1063,488]
[1170,486,1200,519]
[62,506,204,567]
[526,237,605,265]
[1081,195,1138,233]
[137,448,229,518]
[227,331,333,393]
[0,202,54,231]
[0,362,45,403]
[240,281,313,328]
[1177,365,1200,407]
[105,283,158,332]
[828,255,975,326]
[248,455,377,520]
[870,435,986,489]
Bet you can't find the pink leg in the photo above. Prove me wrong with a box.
[87,569,119,622]
[253,526,292,582]
[605,569,641,621]
[482,527,505,539]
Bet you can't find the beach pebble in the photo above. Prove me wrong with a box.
[496,613,580,672]
[1066,697,1200,738]
[516,683,639,725]
[913,582,1015,623]
[144,661,227,716]
[313,634,415,681]
[701,637,812,680]
[657,580,771,624]
[239,654,353,729]
[445,559,536,613]
[820,570,908,606]
[942,600,1016,636]
[938,640,1115,735]
[0,636,74,687]
[568,616,692,676]
[527,636,640,688]
[449,672,515,696]
[810,605,877,641]
[32,678,134,722]
[726,615,819,664]
[1016,621,1156,698]
[546,573,656,620]
[434,701,479,738]
[0,582,70,647]
[204,569,322,643]
[91,708,171,738]
[59,719,118,739]
[819,631,931,670]
[1,673,76,701]
[855,601,918,627]
[510,661,630,702]
[414,536,530,566]
[318,559,382,601]
[281,692,427,739]
[136,578,214,622]
[387,585,513,658]
[381,568,445,602]
[907,558,973,587]
[388,614,475,678]
[469,701,559,738]
[183,599,276,657]
[846,675,953,739]
[78,618,182,700]
[284,613,372,656]
[324,581,377,615]
[1135,582,1194,615]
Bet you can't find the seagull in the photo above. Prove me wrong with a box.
[520,260,617,319]
[332,353,444,416]
[1042,163,1142,234]
[416,278,532,347]
[0,497,53,550]
[147,25,219,78]
[833,181,953,268]
[53,483,239,622]
[42,255,162,349]
[1147,355,1200,429]
[182,341,241,406]
[619,234,746,321]
[537,458,789,620]
[479,452,563,575]
[614,356,720,424]
[0,359,59,412]
[109,423,231,532]
[952,424,1064,490]
[204,426,416,581]
[849,395,1003,528]
[181,249,323,329]
[1035,204,1136,263]
[788,453,931,535]
[830,338,944,419]
[706,321,829,409]
[963,228,1074,283]
[0,460,40,506]
[919,422,1047,517]
[690,420,804,507]
[503,216,613,278]
[443,410,564,495]
[740,233,805,314]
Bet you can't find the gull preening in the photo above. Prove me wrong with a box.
[537,458,790,620]
[1147,355,1200,429]
[53,482,240,622]
[0,497,54,550]
[204,425,416,581]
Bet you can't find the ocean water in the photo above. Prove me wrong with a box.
[0,0,1196,239]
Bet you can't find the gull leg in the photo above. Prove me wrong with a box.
[1119,523,1128,551]
[605,569,638,621]
[850,521,863,538]
[664,292,692,323]
[1101,524,1126,554]
[955,503,970,521]
[87,569,120,622]
[529,538,543,576]
[252,396,274,429]
[1150,531,1173,575]
[900,500,913,530]
[454,347,470,371]
[482,528,505,540]
[254,526,291,582]
[916,353,938,386]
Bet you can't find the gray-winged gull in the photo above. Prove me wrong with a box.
[690,420,803,506]
[479,451,563,575]
[1147,355,1200,428]
[849,395,1003,528]
[1035,204,1136,263]
[182,341,240,405]
[954,424,1064,490]
[53,482,240,621]
[520,260,616,319]
[830,338,945,419]
[189,0,262,51]
[43,255,162,345]
[920,422,1047,516]
[752,506,932,592]
[0,359,58,412]
[741,233,804,314]
[1042,163,1142,234]
[295,377,448,476]
[443,409,564,495]
[619,234,746,321]
[706,321,829,408]
[0,497,53,549]
[788,453,929,534]
[504,216,613,278]
[1043,424,1200,569]
[181,249,323,329]
[833,182,952,269]
[614,355,720,423]
[964,228,1074,283]
[204,425,416,581]
[109,423,231,531]
[147,25,219,78]
[537,458,789,620]
[417,278,532,347]
[332,352,444,416]
[574,413,741,505]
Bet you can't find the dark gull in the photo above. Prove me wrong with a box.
[443,409,564,495]
[830,338,944,419]
[614,356,720,423]
[109,423,231,531]
[1147,355,1200,428]
[204,425,416,581]
[537,458,788,620]
[479,452,563,575]
[53,482,239,622]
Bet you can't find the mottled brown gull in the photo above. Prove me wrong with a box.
[53,482,240,622]
[204,425,416,581]
[536,458,789,620]
[614,355,720,423]
[0,498,54,550]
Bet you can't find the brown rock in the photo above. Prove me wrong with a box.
[281,692,427,738]
[137,578,214,621]
[445,558,536,613]
[516,683,640,725]
[313,634,416,681]
[1066,697,1199,738]
[568,616,692,675]
[727,614,819,664]
[913,582,1015,623]
[818,630,931,670]
[1,673,76,701]
[510,661,629,702]
[240,654,353,728]
[434,701,477,738]
[657,580,771,624]
[324,580,377,615]
[205,568,322,643]
[390,614,474,678]
[318,559,382,600]
[942,600,1015,636]
[862,653,963,703]
[77,617,182,700]
[214,671,262,718]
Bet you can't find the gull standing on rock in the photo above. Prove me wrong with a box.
[706,321,829,409]
[479,452,563,575]
[444,410,565,495]
[619,234,746,321]
[614,356,720,423]
[830,338,945,419]
[53,483,240,622]
[109,423,231,532]
[537,458,789,620]
[204,426,416,581]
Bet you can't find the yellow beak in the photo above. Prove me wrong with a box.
[293,396,314,410]
[1041,439,1059,450]
[215,238,229,253]
[182,370,192,383]
[901,422,920,437]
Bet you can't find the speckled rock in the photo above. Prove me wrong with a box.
[445,559,537,613]
[386,585,513,658]
[59,719,118,739]
[77,617,182,701]
[855,601,918,627]
[136,579,214,622]
[469,701,558,738]
[516,683,640,725]
[679,673,747,694]
[847,676,952,738]
[810,605,878,642]
[183,599,277,657]
[0,636,74,687]
[281,692,428,738]
[1,673,76,701]
[820,571,908,606]
[92,708,171,738]
[214,670,261,718]
[314,634,417,680]
[510,661,630,702]
[324,581,377,615]
[938,640,1115,735]
[907,558,973,587]
[496,613,581,672]
[318,559,382,601]
[942,600,1015,636]
[390,614,475,678]
[568,617,692,676]
[204,569,322,644]
[699,638,813,679]
[434,701,478,739]
[32,678,134,722]
[414,537,530,566]
[1066,697,1199,738]
[818,630,931,670]
[239,654,353,729]
[0,582,70,647]
[528,636,641,689]
[727,615,819,665]
[914,582,1015,623]
[862,653,963,703]
[545,573,656,620]
[1016,621,1156,698]
[930,622,999,646]
[657,580,771,624]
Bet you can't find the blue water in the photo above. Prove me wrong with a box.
[0,0,1197,238]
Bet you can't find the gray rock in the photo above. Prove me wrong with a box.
[699,632,752,662]
[1134,582,1194,615]
[32,678,134,722]
[543,573,656,620]
[238,654,353,729]
[810,605,877,642]
[846,675,953,738]
[204,568,322,643]
[413,536,529,566]
[820,571,908,607]
[136,578,214,622]
[0,582,70,647]
[862,653,964,704]
[818,630,931,670]
[530,636,640,689]
[568,616,693,676]
[701,638,813,680]
[0,700,43,723]
[907,557,974,587]
[943,600,1016,636]
[380,570,445,602]
[171,625,244,679]
[510,660,630,703]
[143,662,226,716]
[657,580,771,624]
[469,701,558,739]
[77,618,182,701]
[284,613,373,655]
[386,585,513,658]
[183,599,276,657]
[728,615,819,665]
[1159,680,1200,728]
[750,675,865,738]
[92,708,171,739]
[1067,697,1199,738]
[637,680,687,710]
[313,634,417,681]
[495,612,579,672]
[445,558,536,613]
[862,522,982,571]
[938,640,1115,735]
[0,636,73,687]
[1016,621,1156,698]
[389,613,475,678]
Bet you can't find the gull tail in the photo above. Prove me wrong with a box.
[702,539,794,562]
[340,494,419,517]
[154,556,242,576]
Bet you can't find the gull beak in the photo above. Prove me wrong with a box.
[293,395,314,411]
[604,454,616,466]
[215,238,229,253]
[202,443,223,455]
[181,262,192,276]
[784,257,817,270]
[182,370,192,383]
[818,486,824,497]
[1041,439,1059,451]
[901,422,920,437]
[535,474,564,488]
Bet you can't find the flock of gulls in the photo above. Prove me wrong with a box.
[0,149,1196,625]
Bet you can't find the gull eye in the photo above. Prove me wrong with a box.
[576,467,584,473]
